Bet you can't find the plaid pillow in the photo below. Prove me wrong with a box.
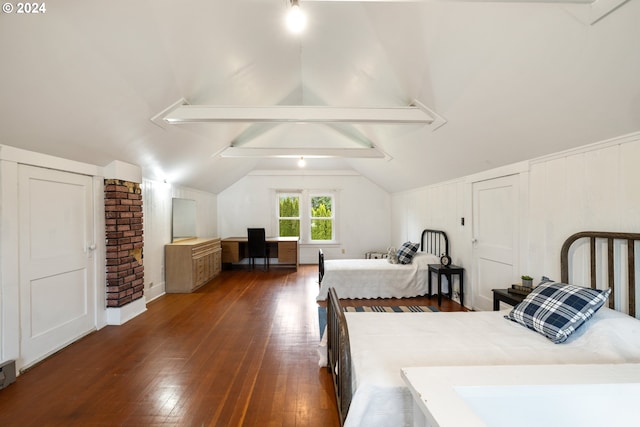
[505,282,610,344]
[396,241,420,264]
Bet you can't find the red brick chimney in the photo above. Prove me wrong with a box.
[104,179,144,307]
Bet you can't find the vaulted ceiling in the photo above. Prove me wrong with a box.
[1,0,638,193]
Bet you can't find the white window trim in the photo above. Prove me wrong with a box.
[308,192,336,243]
[276,190,302,239]
[276,189,339,245]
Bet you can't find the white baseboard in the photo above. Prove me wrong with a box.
[105,297,147,325]
[145,282,165,303]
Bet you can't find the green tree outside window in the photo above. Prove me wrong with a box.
[311,196,332,241]
[279,195,300,237]
[278,193,334,241]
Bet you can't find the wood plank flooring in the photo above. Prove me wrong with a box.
[0,265,465,427]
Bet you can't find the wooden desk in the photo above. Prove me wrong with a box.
[221,237,299,270]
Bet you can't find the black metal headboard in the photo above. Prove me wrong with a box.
[561,231,640,317]
[421,229,449,257]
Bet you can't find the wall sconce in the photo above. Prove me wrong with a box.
[286,0,307,34]
[297,156,306,168]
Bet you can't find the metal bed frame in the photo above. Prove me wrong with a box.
[318,228,449,286]
[328,230,640,426]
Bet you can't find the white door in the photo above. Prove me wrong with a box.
[19,165,96,369]
[472,175,519,311]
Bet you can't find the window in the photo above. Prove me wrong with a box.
[278,193,300,237]
[310,194,334,242]
[277,191,337,243]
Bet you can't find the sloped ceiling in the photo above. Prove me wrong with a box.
[0,0,638,193]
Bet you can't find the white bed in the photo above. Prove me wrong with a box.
[316,252,444,301]
[316,229,450,301]
[343,307,640,427]
[324,231,640,427]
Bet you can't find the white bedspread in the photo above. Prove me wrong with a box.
[316,252,447,301]
[343,307,640,427]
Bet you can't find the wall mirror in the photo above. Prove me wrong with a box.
[172,198,196,242]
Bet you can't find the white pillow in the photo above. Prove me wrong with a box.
[411,252,438,267]
[387,247,399,264]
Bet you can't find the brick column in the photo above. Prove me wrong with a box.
[105,179,144,307]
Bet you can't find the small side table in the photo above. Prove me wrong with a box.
[428,264,464,306]
[492,288,527,311]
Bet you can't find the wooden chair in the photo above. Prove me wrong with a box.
[247,228,269,270]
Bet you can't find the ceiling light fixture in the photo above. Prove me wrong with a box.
[286,0,307,34]
[297,156,306,167]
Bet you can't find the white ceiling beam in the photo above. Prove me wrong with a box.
[304,0,594,3]
[219,147,385,158]
[164,105,434,125]
[150,97,188,129]
[412,99,447,131]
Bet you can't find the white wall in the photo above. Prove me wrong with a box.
[527,132,640,285]
[391,179,468,260]
[392,131,640,310]
[217,171,391,264]
[142,179,218,302]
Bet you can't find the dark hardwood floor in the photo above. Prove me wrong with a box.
[0,264,465,427]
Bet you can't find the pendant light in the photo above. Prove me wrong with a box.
[286,0,307,34]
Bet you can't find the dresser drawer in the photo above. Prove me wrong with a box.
[192,242,216,258]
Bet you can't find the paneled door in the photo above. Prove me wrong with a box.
[19,165,96,369]
[472,175,519,311]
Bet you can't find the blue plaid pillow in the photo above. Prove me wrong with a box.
[505,282,610,344]
[396,241,420,264]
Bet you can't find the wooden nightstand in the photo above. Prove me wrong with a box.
[428,264,464,306]
[491,288,527,311]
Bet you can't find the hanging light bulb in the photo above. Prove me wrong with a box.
[298,156,306,168]
[286,0,307,34]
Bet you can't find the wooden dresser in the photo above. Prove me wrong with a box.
[165,237,222,293]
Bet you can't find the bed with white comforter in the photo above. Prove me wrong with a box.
[316,252,446,301]
[316,228,451,301]
[342,307,640,427]
[322,231,640,427]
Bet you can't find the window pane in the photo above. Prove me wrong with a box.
[279,219,300,237]
[311,219,332,240]
[311,196,332,218]
[279,195,300,238]
[279,196,299,217]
